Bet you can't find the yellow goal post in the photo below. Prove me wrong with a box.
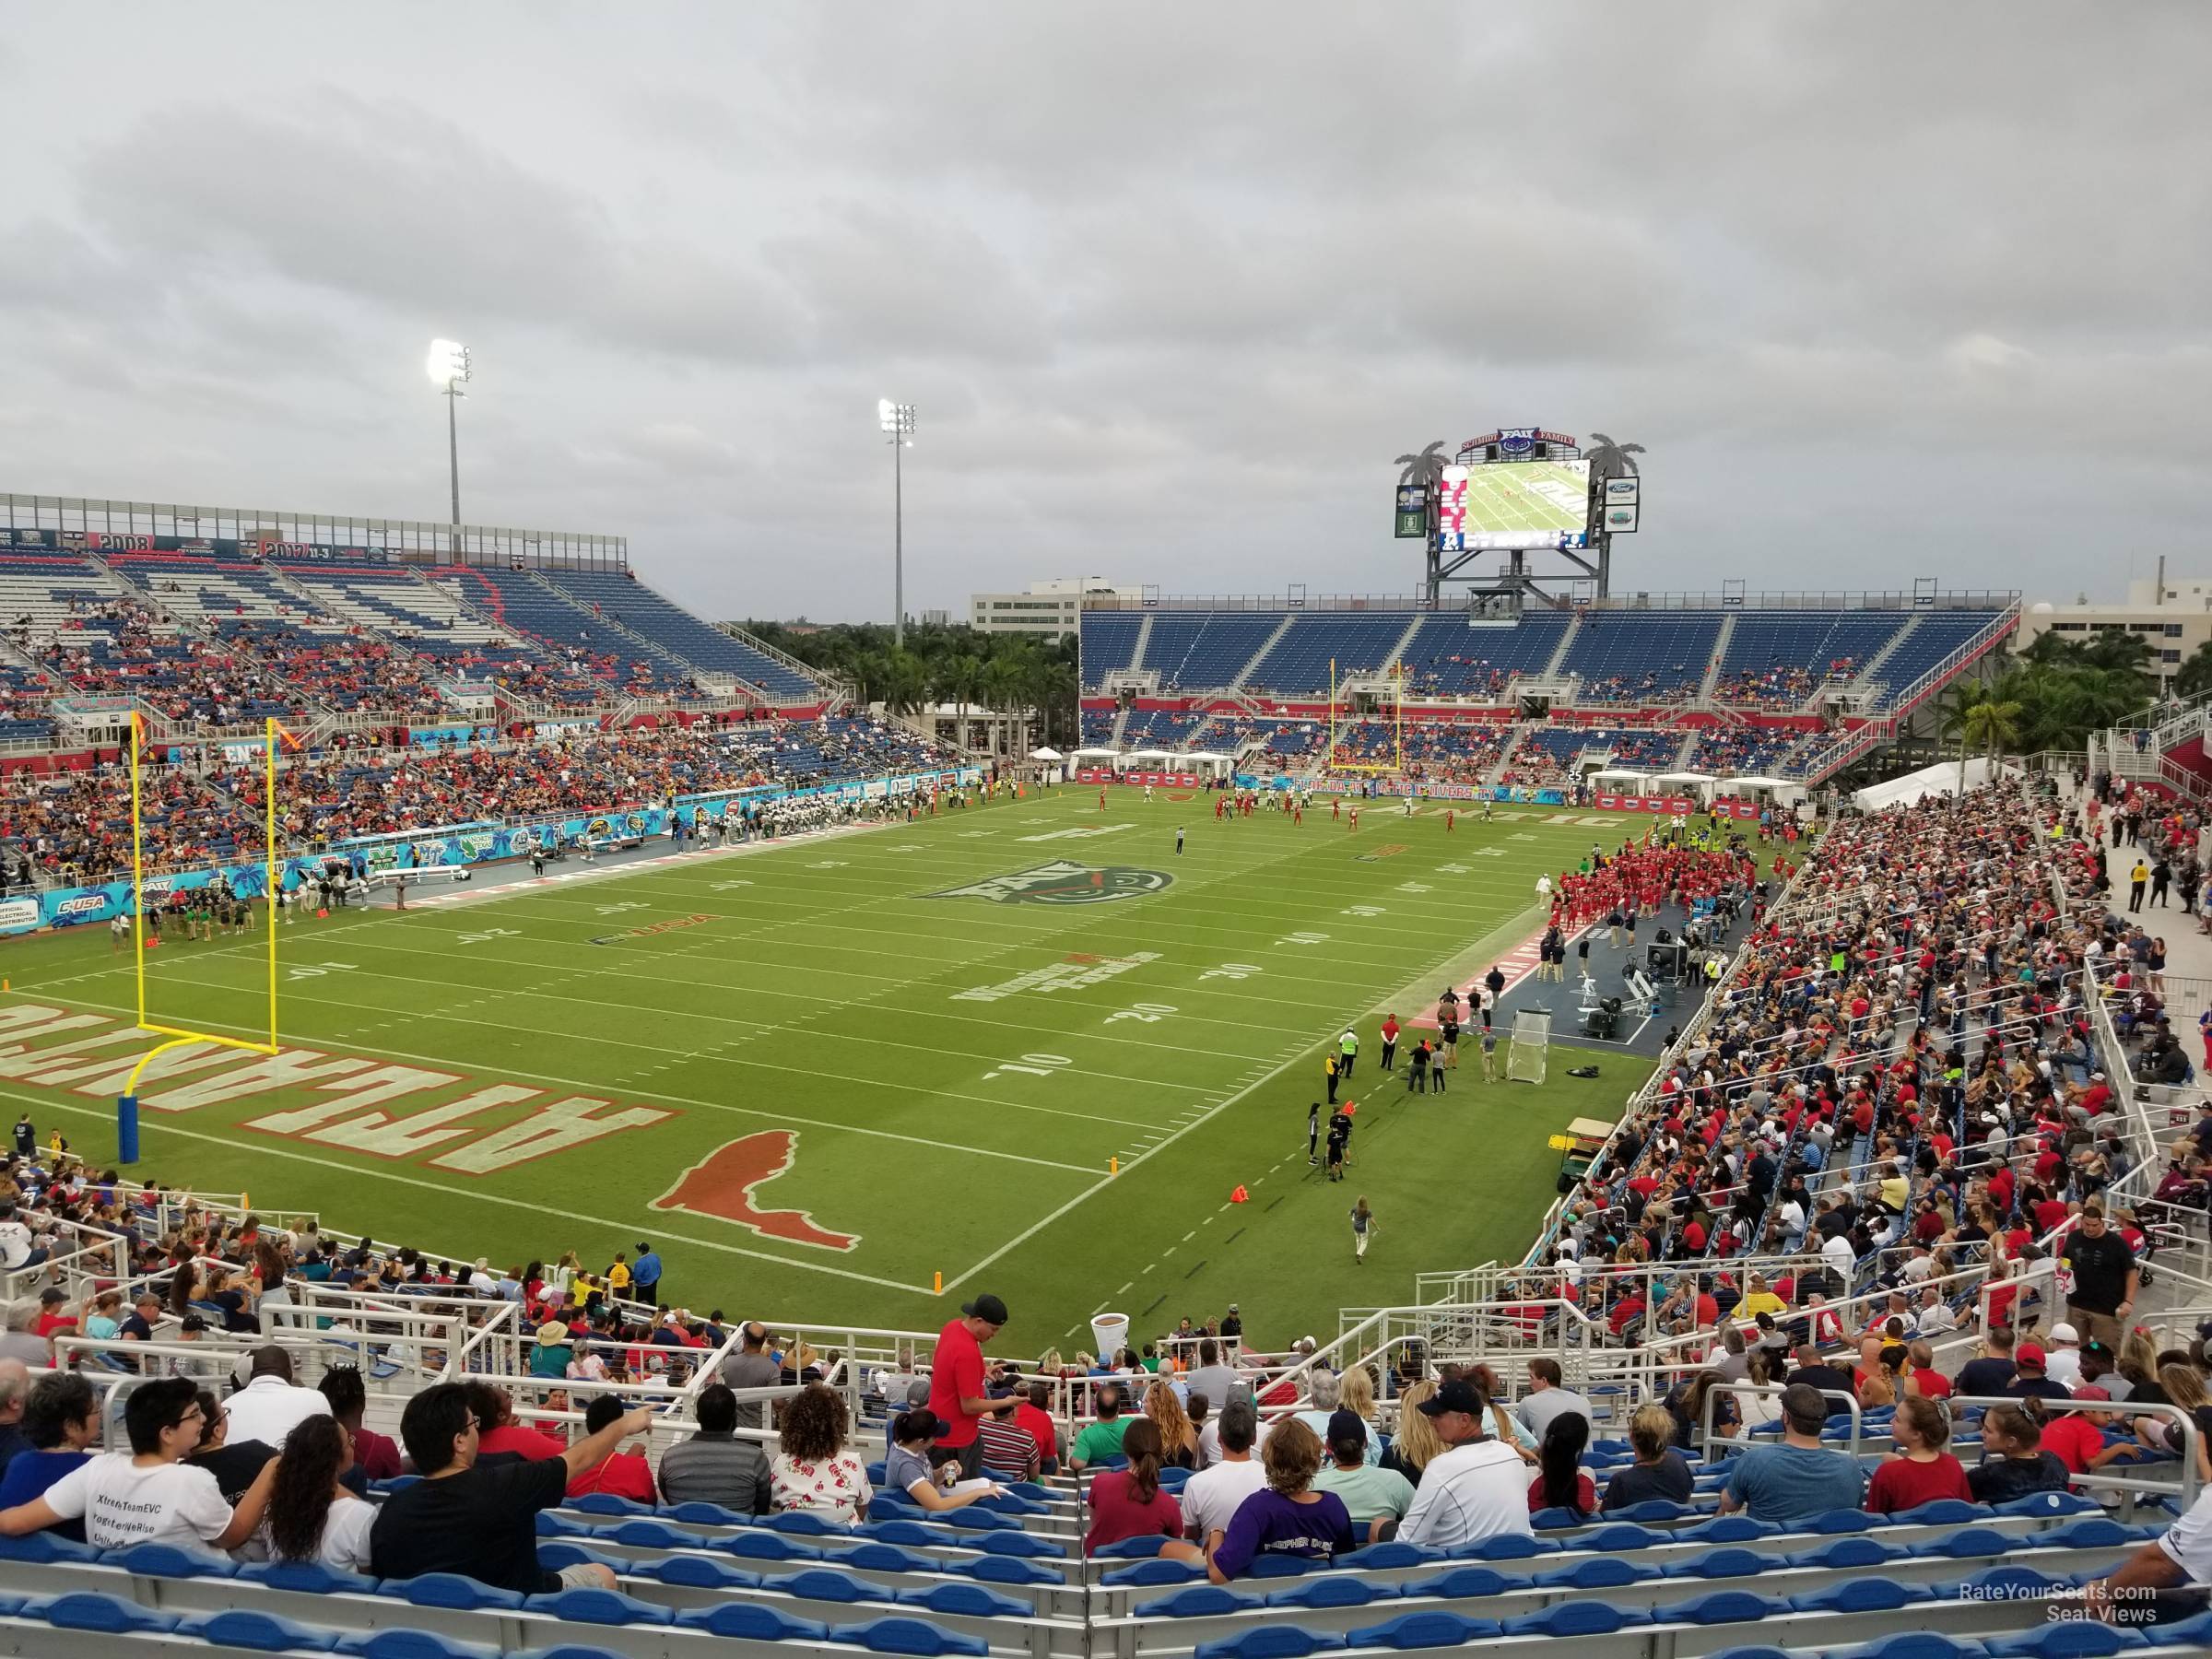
[1326,657,1406,774]
[119,713,283,1156]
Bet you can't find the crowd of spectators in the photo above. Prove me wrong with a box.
[3,715,955,885]
[36,600,308,727]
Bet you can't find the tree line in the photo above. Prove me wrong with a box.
[738,620,1082,750]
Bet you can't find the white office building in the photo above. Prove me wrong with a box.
[2015,576,2212,685]
[970,577,1137,640]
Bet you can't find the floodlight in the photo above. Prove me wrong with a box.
[427,339,472,388]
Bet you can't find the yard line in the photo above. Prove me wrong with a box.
[0,1081,932,1294]
[15,992,1106,1176]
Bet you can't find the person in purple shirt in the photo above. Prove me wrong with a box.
[1206,1418,1354,1583]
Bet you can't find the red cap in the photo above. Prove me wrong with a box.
[2016,1344,2048,1368]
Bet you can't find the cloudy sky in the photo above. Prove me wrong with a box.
[2,5,2205,622]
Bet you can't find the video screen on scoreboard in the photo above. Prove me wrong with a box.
[1435,460,1592,551]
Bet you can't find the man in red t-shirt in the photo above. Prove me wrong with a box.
[927,1293,1018,1478]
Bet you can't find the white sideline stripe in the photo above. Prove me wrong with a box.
[13,992,1102,1178]
[0,1082,931,1294]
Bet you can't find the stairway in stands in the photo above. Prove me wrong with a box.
[1229,614,1297,689]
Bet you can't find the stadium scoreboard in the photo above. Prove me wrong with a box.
[1435,427,1594,552]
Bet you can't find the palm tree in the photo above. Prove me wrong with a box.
[980,656,1025,758]
[1962,697,2023,782]
[878,648,928,717]
[1583,432,1647,485]
[1937,682,1991,793]
[935,653,985,748]
[2176,641,2212,700]
[1394,441,1451,488]
[2079,627,2154,679]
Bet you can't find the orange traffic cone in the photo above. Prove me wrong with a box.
[146,938,159,950]
[316,909,329,919]
[1230,1184,1249,1204]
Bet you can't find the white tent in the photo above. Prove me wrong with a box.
[1719,774,1807,807]
[1073,747,1122,762]
[1029,747,1063,761]
[1654,771,1716,800]
[1850,756,2014,813]
[1591,767,1653,787]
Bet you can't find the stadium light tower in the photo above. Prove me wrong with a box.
[427,339,472,557]
[878,398,915,647]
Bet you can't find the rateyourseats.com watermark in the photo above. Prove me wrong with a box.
[1960,1581,2180,1628]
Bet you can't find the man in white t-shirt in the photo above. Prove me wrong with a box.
[1397,1381,1535,1549]
[0,1375,273,1551]
[1181,1402,1268,1552]
[222,1347,332,1451]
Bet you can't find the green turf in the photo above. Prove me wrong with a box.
[0,790,1657,1349]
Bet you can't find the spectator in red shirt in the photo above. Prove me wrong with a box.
[566,1394,657,1502]
[1014,1382,1062,1477]
[464,1383,565,1461]
[1082,1418,1182,1555]
[1906,1342,1952,1401]
[927,1294,1018,1479]
[1526,1411,1595,1518]
[1865,1396,1971,1513]
[319,1367,402,1482]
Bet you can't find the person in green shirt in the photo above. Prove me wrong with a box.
[1337,1029,1359,1079]
[1070,1383,1135,1470]
[528,1321,573,1379]
[1312,1410,1413,1540]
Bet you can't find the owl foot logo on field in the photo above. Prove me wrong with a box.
[653,1131,859,1251]
[923,860,1174,905]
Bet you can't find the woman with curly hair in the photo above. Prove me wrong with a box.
[771,1382,868,1525]
[1206,1417,1352,1583]
[265,1416,375,1571]
[1144,1379,1199,1470]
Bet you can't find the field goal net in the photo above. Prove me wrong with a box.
[1507,1007,1551,1085]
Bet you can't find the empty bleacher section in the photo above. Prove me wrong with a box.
[1081,613,1146,690]
[440,567,709,700]
[539,569,820,700]
[1244,616,1418,696]
[1875,609,2011,704]
[0,663,55,743]
[1559,611,1724,704]
[1138,616,1285,692]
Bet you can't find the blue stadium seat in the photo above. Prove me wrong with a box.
[380,1573,527,1611]
[1345,1610,1505,1650]
[1825,1636,1994,1659]
[334,1630,497,1659]
[1532,1555,1653,1589]
[1265,1576,1394,1609]
[1784,1536,1901,1570]
[723,1531,825,1561]
[1983,1625,2147,1657]
[235,1560,380,1594]
[673,1602,830,1641]
[641,1555,759,1590]
[1335,1543,1438,1571]
[1401,1567,1530,1600]
[104,1541,237,1579]
[1192,1628,1346,1659]
[894,1584,1030,1618]
[1500,1600,1649,1636]
[1790,1578,1936,1614]
[830,1616,990,1656]
[1652,1589,1790,1625]
[175,1610,342,1652]
[1136,1586,1262,1618]
[964,1557,1065,1601]
[1663,1547,1772,1580]
[25,1593,177,1634]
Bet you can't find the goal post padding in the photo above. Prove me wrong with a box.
[1507,1007,1551,1084]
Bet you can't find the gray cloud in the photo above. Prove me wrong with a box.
[0,2,2205,623]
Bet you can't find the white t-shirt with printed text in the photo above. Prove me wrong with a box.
[41,1453,232,1551]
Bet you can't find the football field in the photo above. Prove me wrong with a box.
[0,789,1654,1347]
